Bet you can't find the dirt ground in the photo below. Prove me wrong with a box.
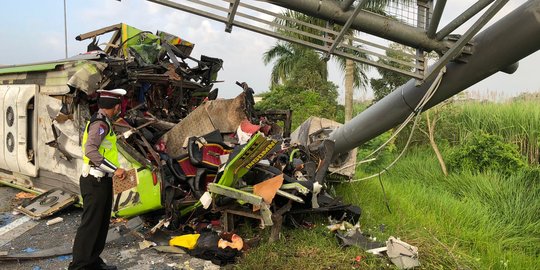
[0,185,222,270]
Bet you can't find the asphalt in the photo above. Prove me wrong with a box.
[0,185,222,270]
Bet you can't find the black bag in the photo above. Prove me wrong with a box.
[188,232,240,266]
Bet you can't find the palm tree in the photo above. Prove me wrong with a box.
[263,42,328,87]
[336,38,369,121]
[264,0,414,121]
[263,10,370,122]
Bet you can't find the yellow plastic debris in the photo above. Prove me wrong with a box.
[169,234,201,250]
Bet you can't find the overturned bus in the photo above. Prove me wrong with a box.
[0,24,357,228]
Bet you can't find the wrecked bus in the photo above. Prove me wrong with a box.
[0,24,227,218]
[0,24,357,232]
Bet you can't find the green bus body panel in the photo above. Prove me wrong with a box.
[113,145,163,217]
[113,168,162,218]
[0,63,65,75]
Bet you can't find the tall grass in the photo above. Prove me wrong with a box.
[236,224,391,270]
[237,100,540,270]
[337,148,540,269]
[441,101,540,164]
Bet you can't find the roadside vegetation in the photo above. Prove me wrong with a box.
[238,99,540,269]
[247,4,539,268]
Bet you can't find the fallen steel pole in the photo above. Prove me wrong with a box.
[330,0,540,155]
[264,0,448,52]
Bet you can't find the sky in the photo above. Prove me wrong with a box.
[1,0,539,101]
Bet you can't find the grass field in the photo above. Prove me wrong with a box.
[441,101,540,164]
[236,100,540,269]
[338,148,539,269]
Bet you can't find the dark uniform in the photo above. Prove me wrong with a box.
[69,91,124,270]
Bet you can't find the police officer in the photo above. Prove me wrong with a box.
[69,89,127,270]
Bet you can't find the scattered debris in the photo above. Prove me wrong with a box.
[106,217,144,243]
[16,189,78,219]
[337,229,386,251]
[2,23,368,267]
[327,220,385,252]
[22,247,36,253]
[188,232,241,266]
[15,192,36,200]
[151,245,186,254]
[217,233,243,251]
[111,217,129,224]
[138,240,157,250]
[170,234,200,250]
[353,255,363,269]
[327,219,419,268]
[45,217,63,226]
[0,245,72,261]
[387,236,420,269]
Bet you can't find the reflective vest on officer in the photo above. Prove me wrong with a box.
[81,117,119,168]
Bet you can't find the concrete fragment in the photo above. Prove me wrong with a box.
[119,249,138,260]
[138,240,156,250]
[46,217,63,226]
[203,260,221,270]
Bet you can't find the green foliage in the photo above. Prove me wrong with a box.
[370,43,414,101]
[263,43,328,86]
[256,52,339,130]
[512,91,540,102]
[334,102,369,123]
[333,43,371,90]
[447,132,525,175]
[370,43,438,101]
[356,130,397,173]
[335,148,540,269]
[257,85,339,130]
[265,10,370,96]
[394,102,459,149]
[391,100,540,165]
[236,223,390,270]
[439,100,540,164]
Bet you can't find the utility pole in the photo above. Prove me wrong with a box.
[63,0,68,58]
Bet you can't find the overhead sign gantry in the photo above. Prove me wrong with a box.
[138,0,540,154]
[145,0,509,83]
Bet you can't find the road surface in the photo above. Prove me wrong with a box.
[0,185,221,270]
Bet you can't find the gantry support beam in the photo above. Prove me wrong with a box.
[225,0,240,33]
[330,0,540,155]
[325,0,367,58]
[423,0,508,83]
[435,0,495,40]
[341,0,356,11]
[427,0,446,38]
[264,0,448,52]
[146,0,425,79]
